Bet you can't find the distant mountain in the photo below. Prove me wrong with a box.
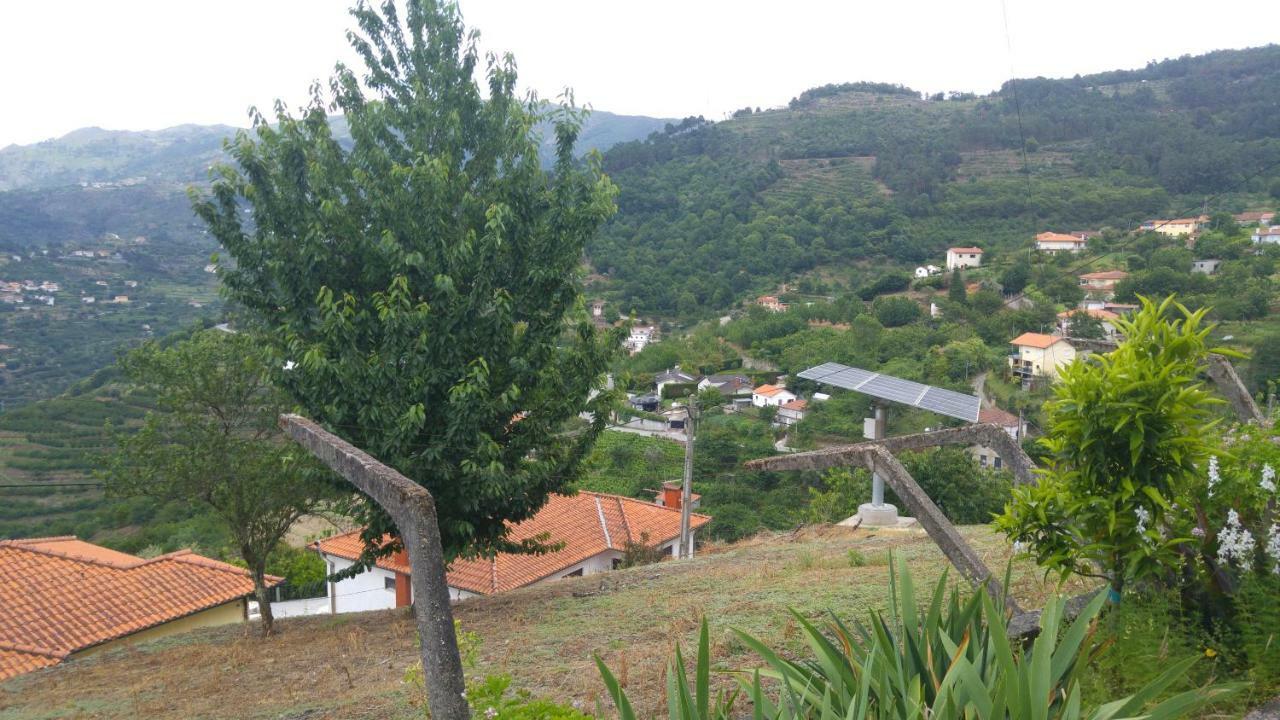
[0,108,672,193]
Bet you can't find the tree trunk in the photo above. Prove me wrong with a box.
[253,567,275,636]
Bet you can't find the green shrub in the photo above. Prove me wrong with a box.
[597,558,1241,720]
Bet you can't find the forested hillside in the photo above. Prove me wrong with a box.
[590,45,1280,317]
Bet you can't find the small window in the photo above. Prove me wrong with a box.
[385,576,396,590]
[994,457,1003,469]
[563,568,584,578]
[612,558,623,570]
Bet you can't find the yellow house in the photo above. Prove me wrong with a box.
[0,536,276,680]
[1008,333,1077,381]
[1143,216,1207,238]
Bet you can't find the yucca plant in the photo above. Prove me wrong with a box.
[596,556,1242,719]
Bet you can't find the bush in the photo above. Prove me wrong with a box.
[597,558,1239,720]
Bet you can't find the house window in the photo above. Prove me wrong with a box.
[612,558,623,570]
[563,568,584,578]
[385,576,396,590]
[994,456,1003,469]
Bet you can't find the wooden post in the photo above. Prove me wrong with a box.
[280,414,469,720]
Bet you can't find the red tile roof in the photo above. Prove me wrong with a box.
[1009,332,1069,349]
[314,492,711,596]
[948,247,983,254]
[1058,308,1119,321]
[780,399,808,411]
[0,537,276,680]
[1078,270,1129,281]
[753,384,789,397]
[1036,232,1085,244]
[978,407,1021,427]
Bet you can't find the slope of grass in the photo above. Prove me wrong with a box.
[0,525,1090,720]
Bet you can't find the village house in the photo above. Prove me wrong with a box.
[111,296,130,304]
[1034,232,1087,254]
[1142,216,1207,238]
[1057,308,1119,337]
[0,536,274,680]
[1192,259,1222,275]
[1251,226,1280,245]
[970,407,1025,470]
[313,492,711,608]
[654,366,697,396]
[1008,333,1077,382]
[627,393,660,413]
[756,295,787,313]
[752,383,798,408]
[1233,211,1274,227]
[775,398,809,426]
[1077,270,1128,299]
[625,325,656,355]
[697,373,752,397]
[913,265,942,278]
[945,247,983,271]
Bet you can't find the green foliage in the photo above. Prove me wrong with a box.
[596,559,1239,720]
[996,297,1226,592]
[871,296,922,327]
[193,1,621,562]
[578,432,684,497]
[103,329,338,631]
[948,267,967,305]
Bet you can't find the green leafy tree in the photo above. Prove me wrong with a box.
[948,267,967,304]
[1066,310,1105,339]
[996,297,1227,594]
[1250,332,1280,393]
[191,0,621,565]
[104,330,337,635]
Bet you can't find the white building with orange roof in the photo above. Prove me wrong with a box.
[0,536,275,680]
[1008,332,1077,381]
[756,295,787,313]
[1035,232,1087,254]
[970,406,1026,470]
[1057,308,1120,337]
[313,491,711,608]
[776,398,809,426]
[751,383,797,408]
[945,247,983,271]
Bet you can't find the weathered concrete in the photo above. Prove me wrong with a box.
[1206,353,1266,424]
[280,414,469,720]
[1244,696,1280,720]
[745,423,1038,486]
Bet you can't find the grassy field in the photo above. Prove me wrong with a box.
[0,525,1094,720]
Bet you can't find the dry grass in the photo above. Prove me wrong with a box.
[0,525,1088,720]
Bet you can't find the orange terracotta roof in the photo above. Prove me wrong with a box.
[1058,308,1118,321]
[314,492,711,596]
[978,407,1020,427]
[780,399,808,411]
[753,384,789,397]
[1078,270,1129,281]
[0,537,277,680]
[948,247,983,253]
[1009,332,1068,349]
[1035,232,1085,243]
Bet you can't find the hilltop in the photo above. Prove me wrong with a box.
[0,525,1084,720]
[590,45,1280,317]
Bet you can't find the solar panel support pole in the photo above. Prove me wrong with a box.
[870,403,886,506]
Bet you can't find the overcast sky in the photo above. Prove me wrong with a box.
[2,0,1278,147]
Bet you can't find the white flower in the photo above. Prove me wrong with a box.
[1134,506,1151,534]
[1267,524,1280,576]
[1192,526,1206,538]
[1217,509,1256,572]
[1012,540,1027,554]
[1262,464,1276,494]
[1207,456,1221,496]
[485,707,498,719]
[283,360,297,371]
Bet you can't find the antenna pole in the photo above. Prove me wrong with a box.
[678,398,697,559]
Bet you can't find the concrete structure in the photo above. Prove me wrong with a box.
[914,265,941,278]
[1252,226,1280,245]
[1035,232,1087,254]
[697,374,752,396]
[314,492,711,608]
[654,366,697,396]
[945,247,983,271]
[1234,211,1275,227]
[625,326,656,354]
[968,407,1025,470]
[752,384,797,408]
[776,398,808,426]
[756,295,787,313]
[1077,270,1128,299]
[1192,259,1222,274]
[1008,333,1077,382]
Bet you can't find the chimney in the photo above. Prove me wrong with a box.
[661,481,683,510]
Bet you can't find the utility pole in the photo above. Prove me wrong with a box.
[678,398,697,559]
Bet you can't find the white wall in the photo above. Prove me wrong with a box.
[327,556,399,614]
[270,596,333,618]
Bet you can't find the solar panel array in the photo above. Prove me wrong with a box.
[798,362,981,423]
